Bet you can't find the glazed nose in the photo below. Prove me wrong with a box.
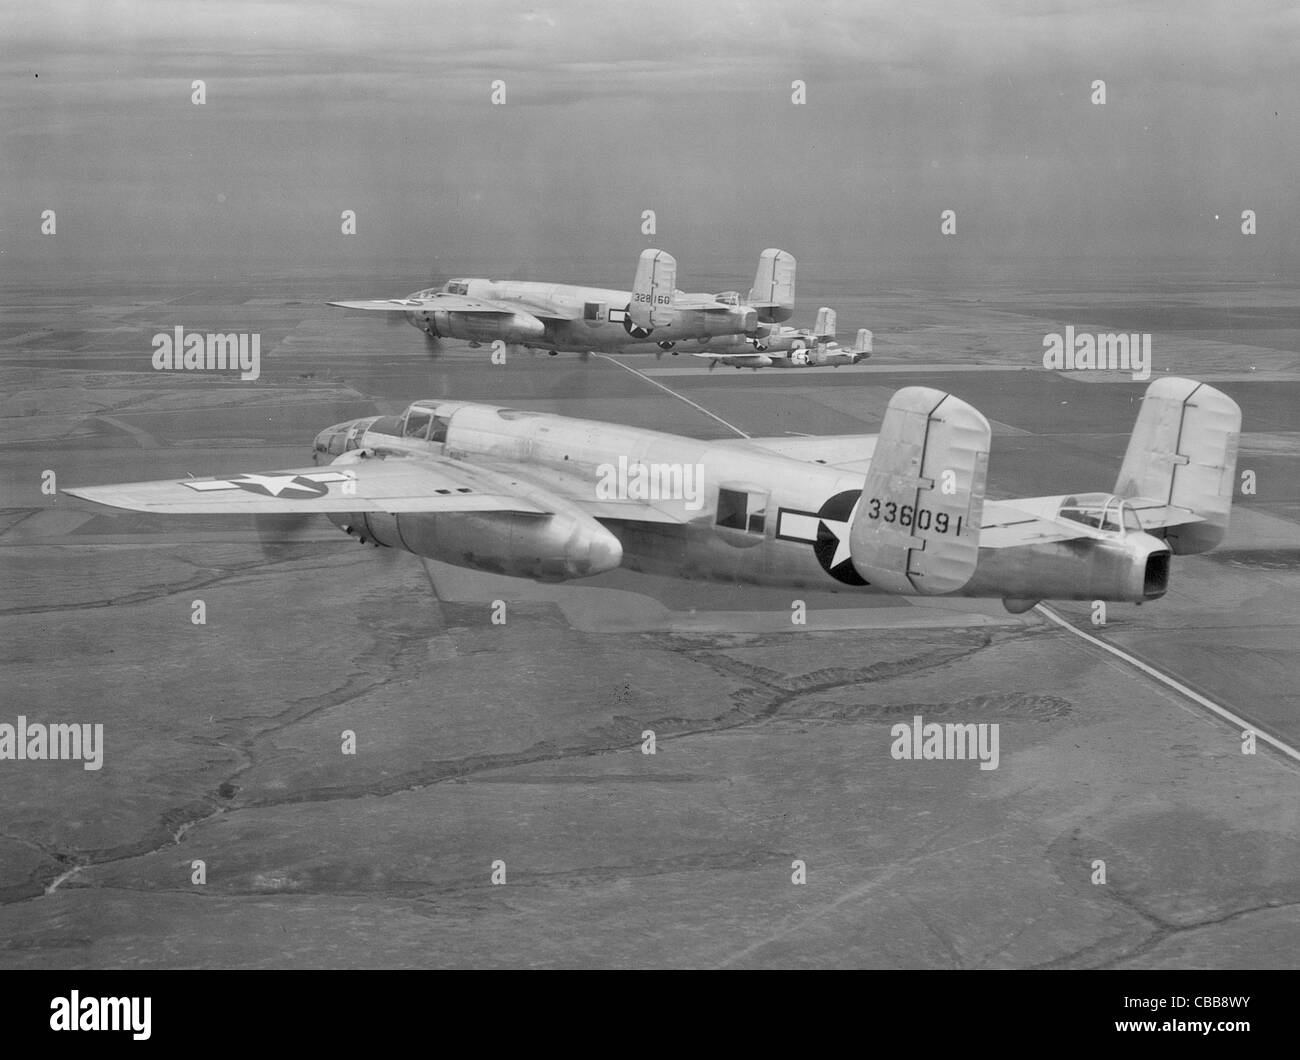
[312,421,357,465]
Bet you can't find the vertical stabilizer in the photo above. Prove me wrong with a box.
[850,387,990,593]
[747,249,796,323]
[1114,378,1240,553]
[629,249,676,330]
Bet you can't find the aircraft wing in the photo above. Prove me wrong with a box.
[328,293,538,316]
[474,461,688,525]
[496,295,584,322]
[64,456,550,515]
[694,352,773,368]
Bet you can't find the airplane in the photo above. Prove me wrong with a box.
[695,308,872,369]
[328,248,796,357]
[64,377,1241,615]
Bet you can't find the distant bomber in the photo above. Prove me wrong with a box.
[695,308,872,369]
[68,378,1240,616]
[330,248,796,357]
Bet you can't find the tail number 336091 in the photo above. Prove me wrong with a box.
[865,498,963,535]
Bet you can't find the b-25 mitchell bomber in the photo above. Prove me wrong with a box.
[329,248,796,357]
[695,308,872,369]
[66,379,1240,615]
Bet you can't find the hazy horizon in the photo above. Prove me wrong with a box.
[4,1,1298,287]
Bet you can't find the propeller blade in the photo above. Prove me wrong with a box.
[252,512,322,561]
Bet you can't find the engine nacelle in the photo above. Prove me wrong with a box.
[328,508,623,582]
[963,532,1172,604]
[721,306,759,336]
[429,310,546,344]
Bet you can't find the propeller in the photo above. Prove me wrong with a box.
[251,512,323,562]
[252,512,402,564]
[407,266,447,356]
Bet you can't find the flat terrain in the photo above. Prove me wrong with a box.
[0,266,1296,967]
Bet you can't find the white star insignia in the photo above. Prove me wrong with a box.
[231,473,321,496]
[820,498,859,569]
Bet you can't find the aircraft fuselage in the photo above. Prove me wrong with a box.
[316,402,1167,605]
[406,279,756,353]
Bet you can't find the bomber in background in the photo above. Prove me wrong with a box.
[66,379,1241,615]
[694,307,872,369]
[329,248,796,357]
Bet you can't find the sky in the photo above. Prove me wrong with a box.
[2,0,1297,283]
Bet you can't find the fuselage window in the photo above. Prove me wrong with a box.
[583,301,601,321]
[717,488,767,534]
[717,488,747,530]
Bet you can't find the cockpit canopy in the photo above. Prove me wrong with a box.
[396,400,475,444]
[441,280,470,296]
[712,291,741,306]
[312,402,475,462]
[1057,493,1142,534]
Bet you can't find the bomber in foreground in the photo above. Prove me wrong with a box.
[66,379,1241,613]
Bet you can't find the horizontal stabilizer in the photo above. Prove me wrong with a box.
[850,388,990,593]
[673,298,742,312]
